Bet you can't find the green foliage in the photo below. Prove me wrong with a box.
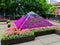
[43,28,55,31]
[2,34,19,40]
[55,28,60,30]
[20,0,50,14]
[49,5,57,14]
[19,31,34,38]
[31,30,41,33]
[2,31,34,40]
[31,28,55,33]
[1,34,8,40]
[0,0,56,17]
[0,0,19,14]
[2,27,57,40]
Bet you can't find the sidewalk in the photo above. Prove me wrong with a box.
[0,22,7,45]
[14,34,60,45]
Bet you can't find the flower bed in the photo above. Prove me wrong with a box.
[31,27,55,37]
[0,18,9,22]
[1,28,35,45]
[14,13,53,29]
[1,25,60,45]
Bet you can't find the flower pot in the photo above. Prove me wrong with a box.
[34,30,55,37]
[55,30,60,35]
[1,35,35,45]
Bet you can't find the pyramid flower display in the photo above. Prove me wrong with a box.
[13,11,53,29]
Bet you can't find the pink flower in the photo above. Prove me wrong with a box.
[30,27,43,30]
[19,29,30,34]
[5,30,14,35]
[39,27,46,29]
[54,25,60,28]
[33,28,39,30]
[5,27,16,35]
[46,26,54,28]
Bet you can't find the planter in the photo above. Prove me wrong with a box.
[34,30,55,37]
[55,30,60,35]
[1,35,35,45]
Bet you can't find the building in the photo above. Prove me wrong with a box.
[54,2,60,15]
[46,0,60,15]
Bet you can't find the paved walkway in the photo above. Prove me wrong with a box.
[0,21,60,45]
[14,34,60,45]
[0,22,7,45]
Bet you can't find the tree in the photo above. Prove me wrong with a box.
[0,0,19,18]
[49,5,57,14]
[20,0,51,15]
[0,0,56,19]
[0,0,7,17]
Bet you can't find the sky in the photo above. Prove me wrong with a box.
[57,0,60,2]
[47,0,60,4]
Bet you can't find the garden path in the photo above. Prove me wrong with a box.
[14,34,60,45]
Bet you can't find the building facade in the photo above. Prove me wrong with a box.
[54,2,60,15]
[47,0,60,15]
